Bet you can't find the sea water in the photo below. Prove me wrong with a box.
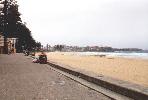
[74,52,148,59]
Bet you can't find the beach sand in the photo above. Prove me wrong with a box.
[38,52,148,87]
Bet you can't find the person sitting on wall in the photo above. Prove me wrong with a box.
[38,51,47,64]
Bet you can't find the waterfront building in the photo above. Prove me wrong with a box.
[0,33,17,54]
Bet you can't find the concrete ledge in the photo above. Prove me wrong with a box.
[47,61,148,100]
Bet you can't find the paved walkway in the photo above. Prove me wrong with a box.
[0,54,110,100]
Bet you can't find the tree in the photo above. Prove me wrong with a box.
[0,0,37,53]
[0,0,21,53]
[54,45,64,51]
[0,0,21,34]
[35,42,41,51]
[15,23,36,52]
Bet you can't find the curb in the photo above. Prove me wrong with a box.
[47,61,148,100]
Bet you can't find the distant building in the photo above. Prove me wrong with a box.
[7,38,17,53]
[0,33,4,54]
[0,33,17,54]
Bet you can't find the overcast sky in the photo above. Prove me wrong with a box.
[18,0,148,49]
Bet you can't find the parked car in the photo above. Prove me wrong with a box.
[32,52,47,64]
[39,54,47,64]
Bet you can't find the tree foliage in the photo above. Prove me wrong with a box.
[35,42,41,51]
[0,0,21,36]
[16,23,36,52]
[54,45,64,51]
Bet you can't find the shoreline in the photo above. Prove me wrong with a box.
[36,52,148,87]
[57,51,148,60]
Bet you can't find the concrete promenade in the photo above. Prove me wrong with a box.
[0,54,110,100]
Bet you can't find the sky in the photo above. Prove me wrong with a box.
[17,0,148,49]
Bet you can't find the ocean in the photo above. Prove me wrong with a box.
[71,52,148,59]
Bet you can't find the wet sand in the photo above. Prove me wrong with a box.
[39,52,148,87]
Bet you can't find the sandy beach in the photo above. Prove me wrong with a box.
[38,52,148,87]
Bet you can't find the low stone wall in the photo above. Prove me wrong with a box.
[47,61,148,100]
